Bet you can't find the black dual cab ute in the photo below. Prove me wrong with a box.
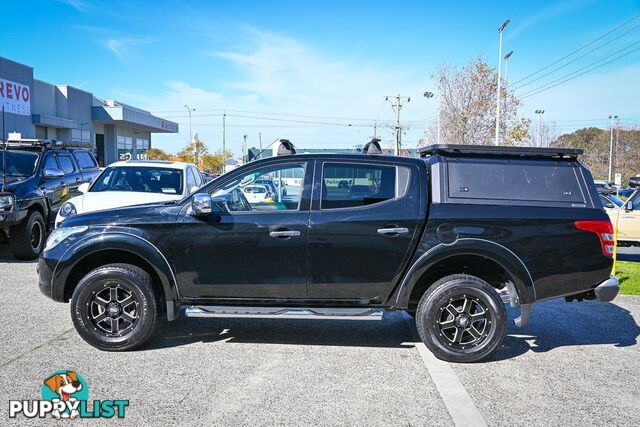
[0,140,100,260]
[38,142,618,362]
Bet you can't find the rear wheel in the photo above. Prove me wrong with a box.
[10,210,45,260]
[70,263,158,351]
[416,274,506,363]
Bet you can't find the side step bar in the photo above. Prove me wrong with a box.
[184,306,385,321]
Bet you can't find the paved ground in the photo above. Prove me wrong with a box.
[616,246,640,262]
[0,244,639,426]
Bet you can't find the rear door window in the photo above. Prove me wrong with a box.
[446,158,588,207]
[57,155,76,175]
[72,151,98,170]
[321,163,398,210]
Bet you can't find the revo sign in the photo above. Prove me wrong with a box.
[0,78,31,116]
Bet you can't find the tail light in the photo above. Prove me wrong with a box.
[574,220,615,257]
[265,192,271,199]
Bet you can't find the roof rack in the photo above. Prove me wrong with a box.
[418,144,583,159]
[4,139,93,149]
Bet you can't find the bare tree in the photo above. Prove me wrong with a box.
[435,57,526,145]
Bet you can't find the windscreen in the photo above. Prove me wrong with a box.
[91,167,184,195]
[0,150,40,177]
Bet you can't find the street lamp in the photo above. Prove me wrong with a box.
[534,110,545,147]
[423,91,434,146]
[502,51,514,145]
[184,105,196,163]
[494,19,510,146]
[608,114,618,183]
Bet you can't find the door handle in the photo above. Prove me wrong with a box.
[377,227,409,236]
[269,230,301,238]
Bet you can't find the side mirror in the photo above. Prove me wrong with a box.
[606,202,615,209]
[626,203,634,212]
[43,168,64,179]
[78,183,90,194]
[191,193,212,216]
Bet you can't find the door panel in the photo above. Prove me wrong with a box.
[307,161,423,300]
[40,154,65,222]
[172,161,313,299]
[616,194,640,241]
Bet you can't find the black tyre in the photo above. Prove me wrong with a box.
[70,263,158,351]
[10,210,45,260]
[415,274,506,363]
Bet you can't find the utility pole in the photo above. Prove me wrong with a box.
[503,51,513,144]
[2,106,6,192]
[242,134,247,163]
[222,111,226,171]
[258,132,263,157]
[385,94,410,155]
[615,116,621,173]
[535,110,545,147]
[495,19,510,146]
[608,114,618,183]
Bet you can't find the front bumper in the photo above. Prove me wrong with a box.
[0,209,28,228]
[594,275,620,302]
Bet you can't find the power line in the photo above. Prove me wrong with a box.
[519,41,640,99]
[512,22,640,91]
[511,13,640,86]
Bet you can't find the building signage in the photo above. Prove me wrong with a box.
[161,120,178,132]
[0,78,31,116]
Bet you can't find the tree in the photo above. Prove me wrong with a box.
[176,139,208,164]
[145,148,171,160]
[435,57,528,145]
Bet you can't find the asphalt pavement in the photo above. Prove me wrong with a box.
[0,244,639,426]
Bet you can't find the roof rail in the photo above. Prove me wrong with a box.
[418,144,583,159]
[5,139,93,149]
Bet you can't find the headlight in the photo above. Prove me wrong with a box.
[0,194,14,210]
[44,226,88,251]
[59,202,77,218]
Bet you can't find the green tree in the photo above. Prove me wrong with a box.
[176,139,208,164]
[145,148,171,160]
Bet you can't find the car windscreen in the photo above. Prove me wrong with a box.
[91,167,184,195]
[0,150,40,177]
[607,195,624,207]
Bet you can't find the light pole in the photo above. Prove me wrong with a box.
[423,91,434,146]
[534,110,545,147]
[503,51,513,144]
[494,19,510,146]
[184,105,196,163]
[608,114,618,183]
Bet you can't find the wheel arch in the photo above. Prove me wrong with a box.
[52,233,180,319]
[391,238,536,309]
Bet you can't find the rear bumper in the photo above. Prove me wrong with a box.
[594,275,620,302]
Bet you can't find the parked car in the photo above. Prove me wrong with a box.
[0,140,100,259]
[604,180,640,246]
[255,178,287,197]
[55,160,204,227]
[39,143,618,363]
[600,194,624,210]
[241,184,272,204]
[201,172,220,183]
[618,187,634,198]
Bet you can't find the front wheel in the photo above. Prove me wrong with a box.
[10,210,46,260]
[415,274,506,363]
[70,264,158,351]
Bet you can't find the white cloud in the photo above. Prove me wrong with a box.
[128,31,432,155]
[104,37,154,60]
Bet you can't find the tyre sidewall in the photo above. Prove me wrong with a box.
[11,210,45,259]
[71,266,156,351]
[418,278,506,363]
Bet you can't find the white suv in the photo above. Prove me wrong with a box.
[55,160,203,227]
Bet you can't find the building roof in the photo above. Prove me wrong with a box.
[91,98,179,133]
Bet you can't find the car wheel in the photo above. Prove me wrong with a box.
[415,274,506,363]
[10,210,45,260]
[70,263,158,351]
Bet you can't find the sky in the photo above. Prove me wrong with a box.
[3,0,640,155]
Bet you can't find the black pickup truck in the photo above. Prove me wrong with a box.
[0,140,100,259]
[37,142,618,362]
